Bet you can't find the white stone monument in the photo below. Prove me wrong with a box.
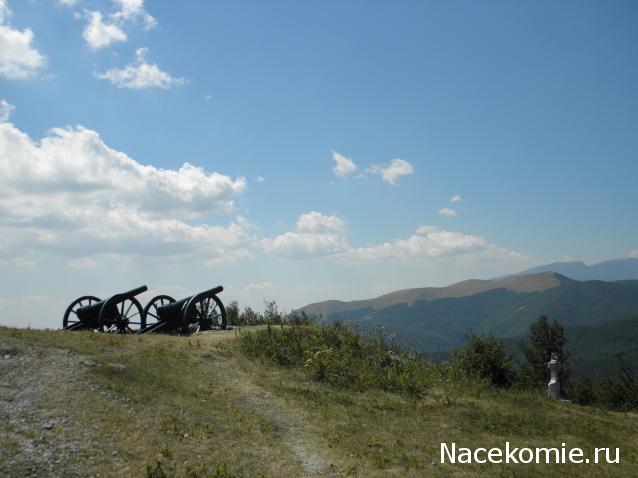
[547,352,561,400]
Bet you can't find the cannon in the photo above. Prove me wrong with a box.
[63,286,147,333]
[139,286,226,335]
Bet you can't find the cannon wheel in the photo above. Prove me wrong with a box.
[182,293,227,334]
[63,296,101,330]
[100,297,144,333]
[143,295,176,327]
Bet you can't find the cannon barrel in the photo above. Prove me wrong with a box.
[114,285,148,299]
[202,285,224,296]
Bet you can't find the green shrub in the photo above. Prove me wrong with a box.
[454,333,515,388]
[238,323,435,396]
[594,357,638,410]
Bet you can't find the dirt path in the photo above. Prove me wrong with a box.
[1,328,342,477]
[199,329,339,476]
[0,341,96,477]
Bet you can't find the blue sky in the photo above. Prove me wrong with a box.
[1,0,637,327]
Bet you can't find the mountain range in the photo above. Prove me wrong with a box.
[298,258,638,355]
[514,257,638,281]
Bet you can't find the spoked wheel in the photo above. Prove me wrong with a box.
[105,297,144,333]
[183,294,227,334]
[63,296,101,330]
[143,295,176,327]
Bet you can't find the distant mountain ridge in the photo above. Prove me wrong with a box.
[515,257,638,281]
[299,271,563,319]
[298,271,638,351]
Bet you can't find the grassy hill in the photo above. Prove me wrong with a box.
[2,325,638,477]
[299,273,638,352]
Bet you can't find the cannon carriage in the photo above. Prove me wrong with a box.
[140,286,227,335]
[62,285,147,333]
[62,285,227,335]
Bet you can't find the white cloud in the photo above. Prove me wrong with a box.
[262,211,525,266]
[630,250,638,259]
[331,151,357,178]
[245,282,274,292]
[82,10,126,50]
[450,194,462,203]
[256,175,264,183]
[368,158,414,185]
[344,226,527,264]
[0,121,251,266]
[95,47,185,89]
[0,1,45,79]
[81,0,156,50]
[439,207,457,217]
[0,98,14,121]
[296,211,345,234]
[58,0,78,7]
[262,212,348,258]
[111,0,157,31]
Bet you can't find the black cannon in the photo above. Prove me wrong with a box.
[63,286,147,333]
[139,286,227,335]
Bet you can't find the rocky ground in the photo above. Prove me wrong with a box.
[0,340,97,477]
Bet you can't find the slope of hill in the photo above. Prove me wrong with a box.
[298,273,638,351]
[2,326,638,477]
[517,257,638,281]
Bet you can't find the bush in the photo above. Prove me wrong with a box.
[454,333,515,388]
[238,323,435,396]
[594,357,638,410]
[226,299,309,326]
[225,300,240,326]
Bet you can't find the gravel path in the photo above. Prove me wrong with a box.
[0,340,98,477]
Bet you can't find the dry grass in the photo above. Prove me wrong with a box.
[1,326,637,477]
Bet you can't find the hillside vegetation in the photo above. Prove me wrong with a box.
[502,316,638,378]
[1,325,638,477]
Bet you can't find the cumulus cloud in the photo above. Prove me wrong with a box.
[111,0,157,31]
[262,212,348,258]
[0,98,13,121]
[344,226,527,264]
[261,211,529,264]
[630,250,638,259]
[83,10,126,50]
[439,207,457,217]
[95,47,186,89]
[0,1,45,78]
[262,211,526,266]
[82,1,156,50]
[450,194,462,203]
[296,211,345,234]
[58,0,78,7]
[368,158,414,185]
[332,151,357,178]
[0,120,251,266]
